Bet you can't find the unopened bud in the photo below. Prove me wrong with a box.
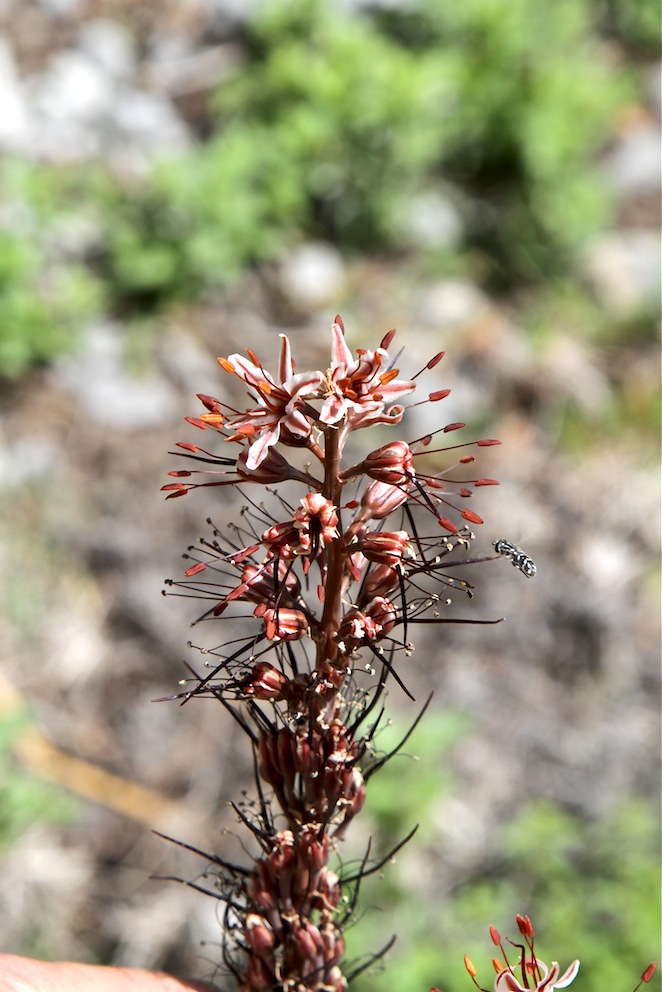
[516,914,534,938]
[359,478,409,520]
[245,914,275,957]
[364,440,415,486]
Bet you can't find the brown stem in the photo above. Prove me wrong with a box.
[316,426,346,671]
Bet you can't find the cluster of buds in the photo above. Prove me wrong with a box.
[162,317,507,990]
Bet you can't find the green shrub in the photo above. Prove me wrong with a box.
[348,770,660,992]
[99,0,632,304]
[0,161,104,379]
[0,0,643,372]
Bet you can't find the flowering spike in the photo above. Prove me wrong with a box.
[162,317,506,989]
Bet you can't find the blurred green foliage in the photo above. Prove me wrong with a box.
[0,0,650,378]
[346,716,661,992]
[0,161,105,379]
[0,709,78,847]
[602,0,660,51]
[116,0,631,295]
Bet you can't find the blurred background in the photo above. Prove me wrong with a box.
[0,0,659,989]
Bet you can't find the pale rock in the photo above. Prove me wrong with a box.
[112,87,191,151]
[201,0,260,30]
[541,334,610,414]
[37,0,84,13]
[0,38,31,149]
[415,280,490,331]
[583,229,661,315]
[0,437,56,487]
[78,18,137,79]
[278,242,348,313]
[31,50,116,123]
[399,190,464,250]
[603,123,661,197]
[53,321,180,430]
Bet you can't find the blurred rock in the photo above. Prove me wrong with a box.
[0,437,56,486]
[603,122,661,197]
[23,38,190,165]
[582,229,661,315]
[399,189,465,251]
[648,62,662,120]
[156,326,222,398]
[31,50,115,123]
[415,279,491,331]
[540,335,611,414]
[0,38,30,149]
[277,242,348,314]
[53,321,180,430]
[145,41,243,96]
[111,86,191,152]
[37,0,83,13]
[201,0,260,32]
[78,18,136,79]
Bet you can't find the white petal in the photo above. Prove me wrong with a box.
[554,961,580,989]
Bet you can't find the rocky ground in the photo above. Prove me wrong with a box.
[0,1,659,988]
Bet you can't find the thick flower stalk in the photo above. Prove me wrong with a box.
[162,317,504,990]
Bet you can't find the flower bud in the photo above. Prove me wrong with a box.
[364,440,414,486]
[245,914,276,957]
[240,661,288,700]
[359,479,409,520]
[360,530,411,567]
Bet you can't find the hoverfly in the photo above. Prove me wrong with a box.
[493,539,537,578]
